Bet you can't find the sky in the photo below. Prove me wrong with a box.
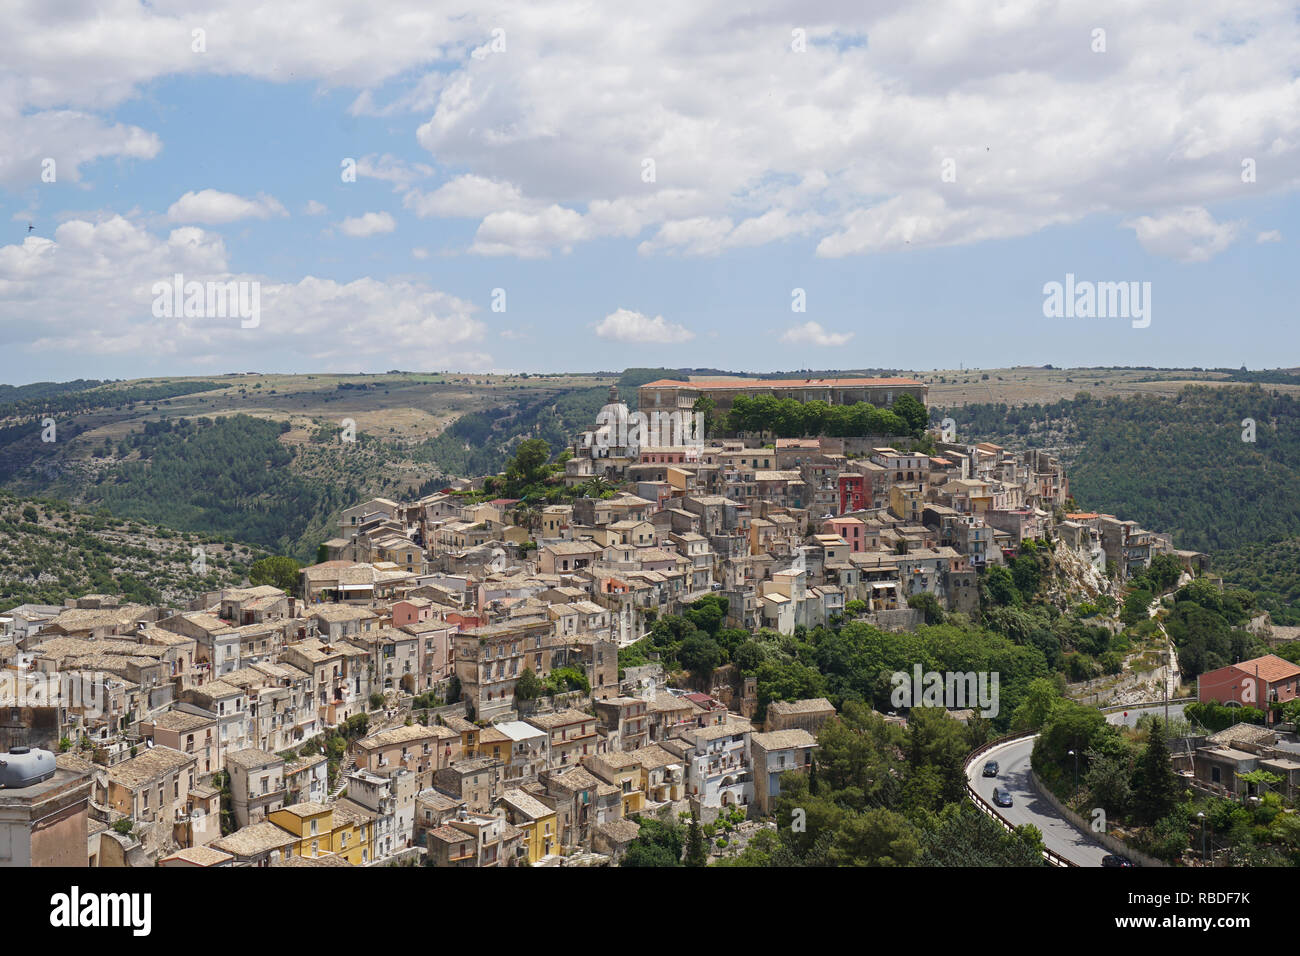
[1,0,1298,385]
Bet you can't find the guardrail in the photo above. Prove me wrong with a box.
[1098,697,1195,714]
[964,732,1076,868]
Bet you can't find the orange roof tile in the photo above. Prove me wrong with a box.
[1236,655,1300,684]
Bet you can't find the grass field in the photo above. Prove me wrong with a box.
[915,366,1300,408]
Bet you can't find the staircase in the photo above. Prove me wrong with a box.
[327,708,411,801]
[329,751,356,800]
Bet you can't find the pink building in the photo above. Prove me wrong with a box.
[392,598,436,629]
[403,620,457,692]
[823,516,868,553]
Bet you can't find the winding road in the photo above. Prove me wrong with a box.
[966,735,1110,866]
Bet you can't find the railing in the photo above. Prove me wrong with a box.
[963,732,1076,868]
[1097,697,1195,714]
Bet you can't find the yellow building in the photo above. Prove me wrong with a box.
[268,801,374,865]
[497,789,559,863]
[477,726,511,764]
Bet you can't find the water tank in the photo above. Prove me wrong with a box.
[0,747,56,788]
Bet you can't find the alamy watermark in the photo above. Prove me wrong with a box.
[890,664,999,718]
[0,670,106,717]
[152,273,260,328]
[588,408,704,452]
[50,887,151,936]
[1042,273,1150,328]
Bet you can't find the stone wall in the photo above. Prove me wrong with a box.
[1028,769,1166,868]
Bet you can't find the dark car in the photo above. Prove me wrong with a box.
[982,760,999,777]
[992,786,1013,808]
[1102,854,1136,868]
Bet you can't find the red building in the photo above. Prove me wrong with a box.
[1198,655,1300,724]
[838,473,869,515]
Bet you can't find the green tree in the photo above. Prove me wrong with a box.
[621,818,682,867]
[249,555,302,594]
[692,395,716,438]
[514,667,544,701]
[907,591,945,625]
[891,394,928,436]
[732,640,767,673]
[905,707,969,809]
[1011,554,1042,600]
[825,807,920,866]
[918,803,1047,866]
[983,565,1021,607]
[505,438,552,492]
[678,635,723,678]
[1131,720,1180,825]
[684,813,708,866]
[1010,678,1061,732]
[1083,747,1133,817]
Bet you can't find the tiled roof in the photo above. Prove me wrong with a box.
[1235,655,1300,684]
[108,746,195,789]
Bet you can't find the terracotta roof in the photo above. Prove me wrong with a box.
[212,822,297,857]
[160,845,234,866]
[767,697,836,715]
[594,818,641,845]
[147,710,214,733]
[499,788,553,820]
[752,729,818,750]
[108,746,196,789]
[1235,655,1300,684]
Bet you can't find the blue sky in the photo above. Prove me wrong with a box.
[1,1,1298,384]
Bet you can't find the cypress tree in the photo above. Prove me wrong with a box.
[1132,719,1179,825]
[685,812,708,867]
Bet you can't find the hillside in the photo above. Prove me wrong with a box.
[933,384,1300,624]
[0,490,261,613]
[0,369,671,560]
[6,367,1299,573]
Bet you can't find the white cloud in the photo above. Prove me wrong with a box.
[0,110,161,189]
[404,175,525,219]
[1122,206,1243,262]
[303,200,328,216]
[167,190,287,224]
[1257,229,1283,243]
[356,153,434,186]
[411,247,430,259]
[0,213,488,370]
[780,321,855,347]
[5,1,1300,260]
[470,205,590,257]
[593,308,694,344]
[338,211,397,238]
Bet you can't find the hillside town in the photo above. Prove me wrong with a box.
[0,378,1214,867]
